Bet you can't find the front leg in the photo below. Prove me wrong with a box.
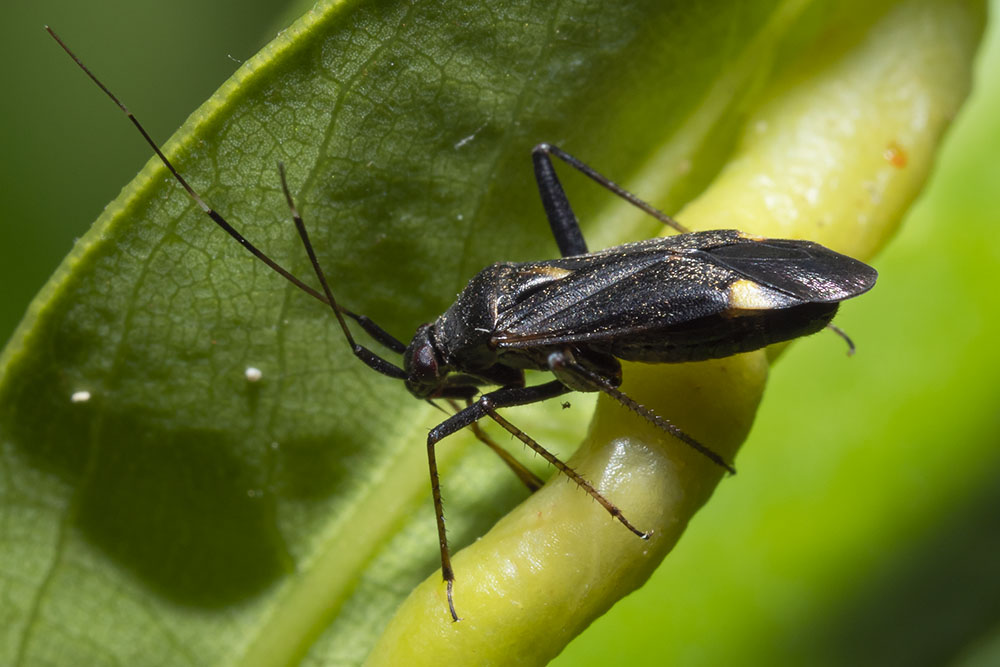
[425,381,569,621]
[425,379,648,621]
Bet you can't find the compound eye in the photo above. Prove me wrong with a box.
[403,340,444,399]
[413,344,439,381]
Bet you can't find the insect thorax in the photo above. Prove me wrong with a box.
[432,264,508,372]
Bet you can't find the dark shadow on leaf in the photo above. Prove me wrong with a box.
[275,432,369,500]
[74,410,293,608]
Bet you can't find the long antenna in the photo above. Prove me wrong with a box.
[45,27,332,303]
[45,26,409,353]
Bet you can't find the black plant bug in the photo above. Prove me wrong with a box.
[48,27,877,621]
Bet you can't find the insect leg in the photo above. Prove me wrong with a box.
[443,399,545,491]
[427,380,646,620]
[532,144,589,257]
[533,143,689,239]
[427,381,569,620]
[547,350,736,474]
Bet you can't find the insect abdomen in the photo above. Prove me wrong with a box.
[598,301,839,363]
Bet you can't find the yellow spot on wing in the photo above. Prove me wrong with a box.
[525,265,574,279]
[728,279,778,310]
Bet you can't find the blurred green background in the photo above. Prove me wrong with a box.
[2,1,998,665]
[0,0,306,343]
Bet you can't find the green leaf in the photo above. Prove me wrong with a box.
[0,0,986,665]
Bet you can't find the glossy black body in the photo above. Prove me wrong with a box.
[409,228,877,400]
